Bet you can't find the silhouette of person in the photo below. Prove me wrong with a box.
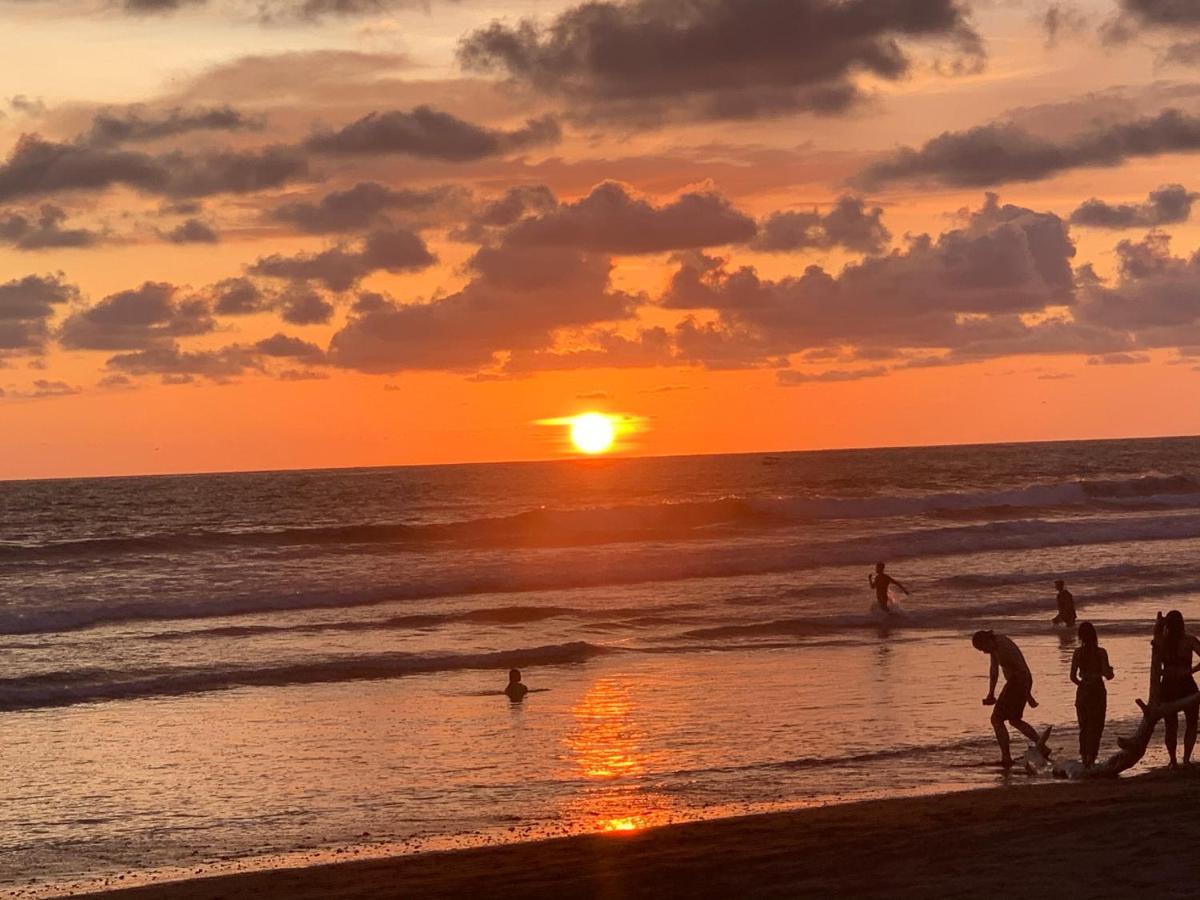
[1155,610,1200,767]
[1052,580,1076,627]
[972,630,1046,768]
[1071,622,1114,768]
[869,562,909,612]
[504,668,529,702]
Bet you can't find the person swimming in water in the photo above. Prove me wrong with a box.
[1052,580,1077,627]
[869,562,909,612]
[1071,622,1114,768]
[1154,610,1200,767]
[504,668,529,702]
[972,630,1048,768]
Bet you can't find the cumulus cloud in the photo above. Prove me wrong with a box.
[105,343,260,382]
[248,226,436,291]
[452,185,558,242]
[1069,184,1198,228]
[58,282,215,350]
[0,204,100,249]
[327,243,639,373]
[276,284,335,325]
[752,195,891,254]
[163,218,219,243]
[856,108,1200,189]
[499,182,757,254]
[84,105,262,146]
[306,107,560,160]
[208,277,268,315]
[271,182,460,234]
[0,273,78,354]
[0,135,308,202]
[459,0,983,122]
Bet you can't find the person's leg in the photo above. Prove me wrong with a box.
[992,712,1012,765]
[1185,705,1198,764]
[1165,711,1180,766]
[1076,697,1087,762]
[1091,692,1107,766]
[1012,719,1041,745]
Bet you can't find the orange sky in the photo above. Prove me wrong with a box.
[2,0,1200,478]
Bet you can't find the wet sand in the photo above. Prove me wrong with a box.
[84,767,1200,899]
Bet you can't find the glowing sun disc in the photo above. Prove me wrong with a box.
[570,413,616,454]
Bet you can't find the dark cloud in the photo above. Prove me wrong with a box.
[1087,352,1151,365]
[271,182,459,234]
[0,135,308,202]
[209,277,268,315]
[277,284,336,325]
[857,108,1200,189]
[84,106,262,146]
[777,366,888,384]
[328,244,638,373]
[1161,40,1200,66]
[0,273,78,353]
[501,328,674,374]
[163,218,219,243]
[1074,231,1200,333]
[58,282,215,351]
[254,333,326,362]
[451,184,558,242]
[459,0,983,122]
[1070,184,1198,229]
[0,204,100,249]
[1042,3,1088,47]
[500,181,757,254]
[8,95,46,117]
[248,226,436,291]
[752,195,891,254]
[306,107,560,160]
[105,343,260,382]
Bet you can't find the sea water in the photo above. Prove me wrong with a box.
[2,437,1199,893]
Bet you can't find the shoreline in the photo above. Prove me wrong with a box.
[79,766,1200,899]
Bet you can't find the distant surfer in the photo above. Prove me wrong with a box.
[972,630,1050,768]
[504,668,529,702]
[1070,622,1114,768]
[1052,580,1076,627]
[869,562,909,612]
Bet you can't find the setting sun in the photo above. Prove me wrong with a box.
[570,414,617,454]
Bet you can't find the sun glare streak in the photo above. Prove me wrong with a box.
[535,411,647,456]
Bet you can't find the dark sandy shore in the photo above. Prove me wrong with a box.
[83,769,1200,899]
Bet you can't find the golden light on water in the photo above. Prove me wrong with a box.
[536,411,647,456]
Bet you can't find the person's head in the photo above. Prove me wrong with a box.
[1077,621,1098,647]
[1165,610,1185,640]
[508,668,522,684]
[875,562,886,573]
[972,630,996,653]
[1055,579,1065,590]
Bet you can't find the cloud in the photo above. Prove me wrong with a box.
[500,181,757,254]
[575,390,610,399]
[0,273,78,354]
[84,105,262,146]
[1086,352,1151,365]
[1074,231,1200,334]
[271,182,460,234]
[209,277,268,315]
[248,226,436,291]
[451,184,558,242]
[306,107,560,160]
[459,0,983,123]
[0,135,308,202]
[777,365,888,384]
[1069,184,1198,228]
[58,282,215,350]
[1042,3,1088,47]
[163,218,219,243]
[327,244,639,373]
[501,328,674,374]
[276,284,336,324]
[857,109,1200,189]
[254,332,326,362]
[0,204,100,249]
[752,195,891,254]
[105,342,260,382]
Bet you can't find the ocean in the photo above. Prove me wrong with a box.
[4,436,1200,894]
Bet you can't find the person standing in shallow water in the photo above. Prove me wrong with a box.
[1071,622,1114,768]
[869,562,909,612]
[504,668,529,702]
[1052,580,1077,627]
[972,630,1047,768]
[1155,610,1200,767]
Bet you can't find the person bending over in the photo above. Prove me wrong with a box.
[1071,622,1114,768]
[1052,580,1077,627]
[972,630,1046,768]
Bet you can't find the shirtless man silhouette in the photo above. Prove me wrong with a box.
[869,562,909,612]
[972,630,1050,768]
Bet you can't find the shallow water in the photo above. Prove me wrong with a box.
[2,437,1200,893]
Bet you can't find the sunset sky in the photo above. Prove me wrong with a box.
[3,0,1200,477]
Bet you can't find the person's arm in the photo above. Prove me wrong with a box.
[1070,650,1081,686]
[1189,637,1200,674]
[1102,649,1115,680]
[869,573,876,588]
[984,654,998,703]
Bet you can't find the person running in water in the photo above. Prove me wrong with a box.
[1071,622,1114,768]
[869,562,909,612]
[1052,580,1077,627]
[972,630,1048,768]
[1155,610,1200,767]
